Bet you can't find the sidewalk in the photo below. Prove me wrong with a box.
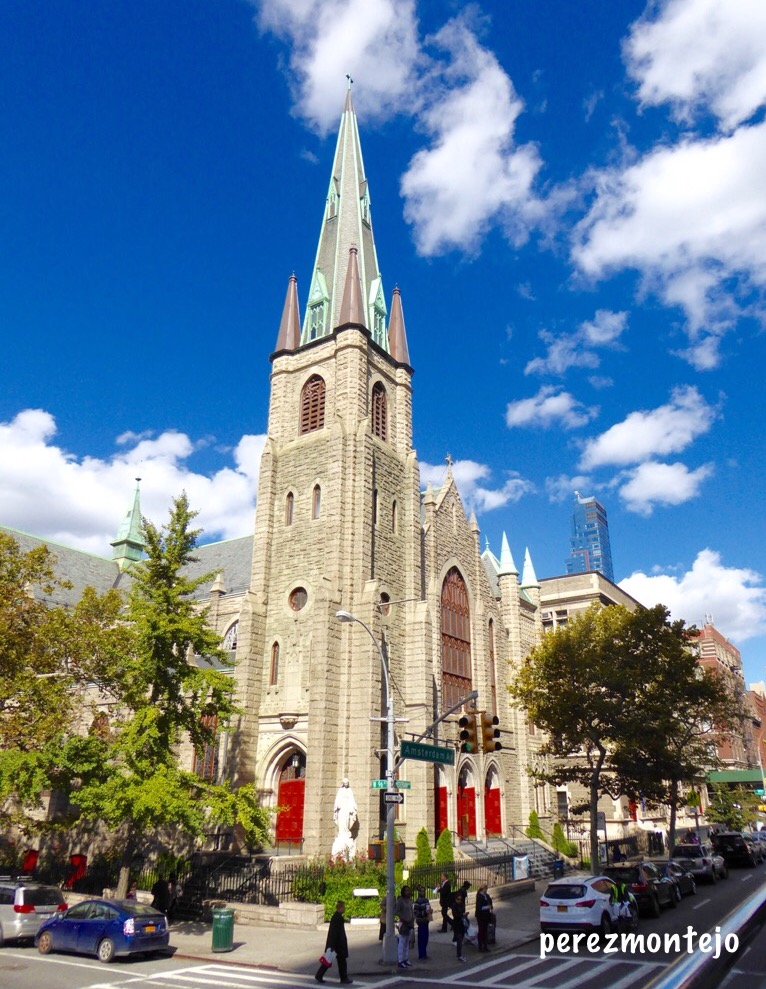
[169,889,543,979]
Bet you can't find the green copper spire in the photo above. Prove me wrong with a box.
[111,478,145,570]
[301,80,389,351]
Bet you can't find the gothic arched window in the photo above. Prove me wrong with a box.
[270,642,280,685]
[441,567,472,711]
[312,484,321,519]
[371,382,387,441]
[300,375,326,434]
[285,491,294,526]
[223,622,238,652]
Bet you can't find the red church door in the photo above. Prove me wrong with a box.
[484,786,502,835]
[457,786,476,839]
[275,753,306,844]
[436,786,448,842]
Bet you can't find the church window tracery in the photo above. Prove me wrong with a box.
[300,375,326,434]
[223,622,238,652]
[193,713,219,782]
[440,568,472,710]
[371,382,387,441]
[289,587,308,611]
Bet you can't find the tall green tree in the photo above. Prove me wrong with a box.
[510,603,734,869]
[71,493,270,895]
[705,784,761,831]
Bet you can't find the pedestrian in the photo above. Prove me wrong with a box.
[452,881,470,941]
[167,872,183,921]
[413,885,433,960]
[436,872,452,932]
[395,884,415,969]
[316,900,352,984]
[151,874,170,914]
[475,882,493,952]
[378,891,390,941]
[450,891,467,962]
[126,883,137,901]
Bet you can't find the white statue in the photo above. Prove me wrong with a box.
[331,776,358,859]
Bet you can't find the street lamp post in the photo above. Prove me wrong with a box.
[336,610,398,966]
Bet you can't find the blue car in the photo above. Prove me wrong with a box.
[35,898,169,962]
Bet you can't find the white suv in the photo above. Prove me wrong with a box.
[0,880,67,945]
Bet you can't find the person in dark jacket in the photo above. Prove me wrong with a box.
[475,882,493,952]
[316,900,352,984]
[450,891,467,962]
[436,873,452,932]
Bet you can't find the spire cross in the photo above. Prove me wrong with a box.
[445,453,453,468]
[346,73,353,89]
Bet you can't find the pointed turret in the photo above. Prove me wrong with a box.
[337,247,366,327]
[498,532,518,577]
[521,547,540,588]
[301,82,388,350]
[111,478,145,571]
[388,286,410,365]
[275,274,301,352]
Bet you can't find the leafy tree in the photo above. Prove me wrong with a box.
[510,603,733,869]
[435,827,454,865]
[706,784,761,831]
[526,810,544,839]
[414,826,433,868]
[70,493,271,895]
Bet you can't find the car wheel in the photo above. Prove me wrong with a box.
[37,932,53,955]
[97,938,116,963]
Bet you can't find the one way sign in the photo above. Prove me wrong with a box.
[384,791,405,804]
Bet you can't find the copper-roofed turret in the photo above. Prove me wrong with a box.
[275,274,301,352]
[388,286,410,365]
[337,247,366,328]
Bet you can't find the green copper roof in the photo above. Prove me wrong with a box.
[111,478,145,570]
[301,82,388,351]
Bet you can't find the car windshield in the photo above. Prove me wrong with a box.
[672,846,702,858]
[544,884,587,900]
[23,886,65,906]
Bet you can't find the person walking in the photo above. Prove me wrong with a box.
[450,890,467,962]
[475,883,493,952]
[413,886,433,960]
[395,885,415,969]
[150,875,170,914]
[436,872,452,932]
[316,900,352,984]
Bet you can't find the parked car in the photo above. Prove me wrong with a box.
[36,898,169,962]
[0,880,67,946]
[711,832,759,867]
[651,860,697,898]
[602,862,677,917]
[743,834,766,863]
[540,875,633,935]
[670,842,728,883]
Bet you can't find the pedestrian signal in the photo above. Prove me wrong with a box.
[458,712,478,753]
[480,712,502,752]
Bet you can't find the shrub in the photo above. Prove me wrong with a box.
[414,828,433,868]
[435,828,454,865]
[551,822,579,858]
[526,810,544,839]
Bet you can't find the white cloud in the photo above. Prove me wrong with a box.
[579,385,717,469]
[420,458,533,515]
[545,473,593,503]
[0,409,264,554]
[400,17,543,255]
[616,460,714,515]
[620,548,766,645]
[525,309,627,376]
[506,386,598,430]
[625,0,766,130]
[253,0,420,133]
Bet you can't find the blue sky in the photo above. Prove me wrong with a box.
[2,0,765,684]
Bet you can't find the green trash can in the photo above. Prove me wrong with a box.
[552,859,565,879]
[211,907,235,952]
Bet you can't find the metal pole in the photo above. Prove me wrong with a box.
[336,611,398,965]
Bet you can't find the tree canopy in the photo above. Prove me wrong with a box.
[510,602,737,867]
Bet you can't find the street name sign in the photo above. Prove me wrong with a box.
[371,779,412,789]
[400,740,455,765]
[384,791,405,804]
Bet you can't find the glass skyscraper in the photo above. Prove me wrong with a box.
[565,493,614,582]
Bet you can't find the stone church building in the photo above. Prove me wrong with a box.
[3,88,643,861]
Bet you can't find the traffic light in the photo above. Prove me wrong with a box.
[480,712,502,752]
[458,712,478,753]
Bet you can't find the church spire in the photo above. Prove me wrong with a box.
[111,478,145,571]
[388,286,410,365]
[275,273,301,352]
[301,83,388,351]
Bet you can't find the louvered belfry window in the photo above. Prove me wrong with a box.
[371,382,387,441]
[300,375,326,434]
[441,567,472,711]
[193,713,219,782]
